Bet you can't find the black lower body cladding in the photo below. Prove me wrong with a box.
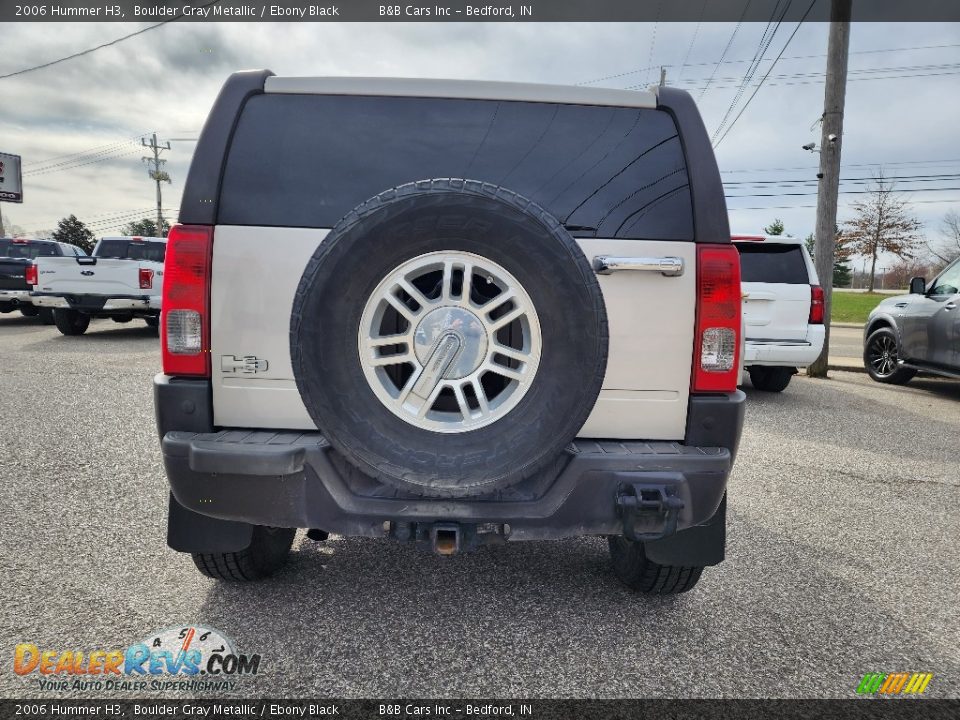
[289,179,609,498]
[156,377,744,570]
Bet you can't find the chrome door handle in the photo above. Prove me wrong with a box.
[592,256,684,277]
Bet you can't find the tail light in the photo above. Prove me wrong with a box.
[139,268,154,290]
[809,285,824,324]
[161,224,213,377]
[692,244,742,393]
[25,264,38,286]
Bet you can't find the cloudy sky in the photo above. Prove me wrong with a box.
[2,20,959,269]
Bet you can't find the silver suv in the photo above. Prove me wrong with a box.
[864,257,960,383]
[155,71,745,594]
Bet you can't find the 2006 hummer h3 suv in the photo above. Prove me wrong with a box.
[155,71,745,594]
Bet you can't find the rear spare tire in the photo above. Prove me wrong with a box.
[290,179,608,498]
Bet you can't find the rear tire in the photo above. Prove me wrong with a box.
[19,305,39,317]
[53,309,90,336]
[0,301,14,314]
[864,327,916,385]
[608,536,704,594]
[144,315,159,331]
[191,526,296,581]
[112,315,133,323]
[748,366,793,392]
[38,308,55,325]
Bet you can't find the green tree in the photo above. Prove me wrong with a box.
[807,229,853,288]
[764,218,786,236]
[833,262,851,288]
[51,214,96,254]
[121,218,170,238]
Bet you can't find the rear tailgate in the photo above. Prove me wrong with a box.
[33,257,144,296]
[0,259,30,292]
[210,229,696,440]
[736,242,812,341]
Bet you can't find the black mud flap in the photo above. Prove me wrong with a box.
[644,494,727,567]
[166,494,253,553]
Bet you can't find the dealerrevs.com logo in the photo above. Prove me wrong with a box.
[14,626,261,692]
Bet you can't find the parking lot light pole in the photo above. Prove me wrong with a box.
[808,0,852,378]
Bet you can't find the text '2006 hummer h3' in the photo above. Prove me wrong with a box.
[155,71,745,594]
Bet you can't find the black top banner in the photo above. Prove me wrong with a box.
[3,700,960,720]
[4,0,960,23]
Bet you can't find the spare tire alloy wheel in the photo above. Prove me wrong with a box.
[291,179,608,498]
[359,251,541,433]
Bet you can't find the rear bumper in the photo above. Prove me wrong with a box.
[744,325,825,367]
[30,292,159,312]
[155,375,744,559]
[0,289,31,305]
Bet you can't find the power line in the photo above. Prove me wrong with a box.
[727,197,960,210]
[713,0,819,149]
[0,25,166,81]
[25,132,153,170]
[0,0,220,82]
[726,186,960,198]
[577,41,960,88]
[711,0,791,144]
[24,146,144,177]
[676,0,708,82]
[722,158,960,174]
[723,173,960,186]
[698,1,750,99]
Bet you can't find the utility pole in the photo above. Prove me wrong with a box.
[142,133,171,236]
[807,0,852,378]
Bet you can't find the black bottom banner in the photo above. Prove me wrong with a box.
[3,699,960,720]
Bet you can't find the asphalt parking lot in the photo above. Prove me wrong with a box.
[1,313,958,699]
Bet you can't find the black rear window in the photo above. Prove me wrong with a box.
[95,240,166,263]
[0,240,60,259]
[220,94,694,240]
[736,243,809,284]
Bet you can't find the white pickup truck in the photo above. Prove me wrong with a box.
[29,236,166,335]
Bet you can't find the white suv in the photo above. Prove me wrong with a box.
[734,234,825,392]
[155,72,747,594]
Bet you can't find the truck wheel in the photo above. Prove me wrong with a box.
[191,526,296,581]
[290,179,608,498]
[53,309,90,336]
[864,327,916,385]
[0,301,14,314]
[608,537,704,594]
[748,366,793,392]
[144,315,160,333]
[112,314,133,323]
[38,308,55,325]
[19,305,39,317]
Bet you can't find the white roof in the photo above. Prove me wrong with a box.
[265,76,658,109]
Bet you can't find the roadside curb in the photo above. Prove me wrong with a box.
[828,361,866,374]
[831,322,865,329]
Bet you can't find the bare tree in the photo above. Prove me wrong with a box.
[884,257,938,290]
[926,210,960,267]
[841,173,923,292]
